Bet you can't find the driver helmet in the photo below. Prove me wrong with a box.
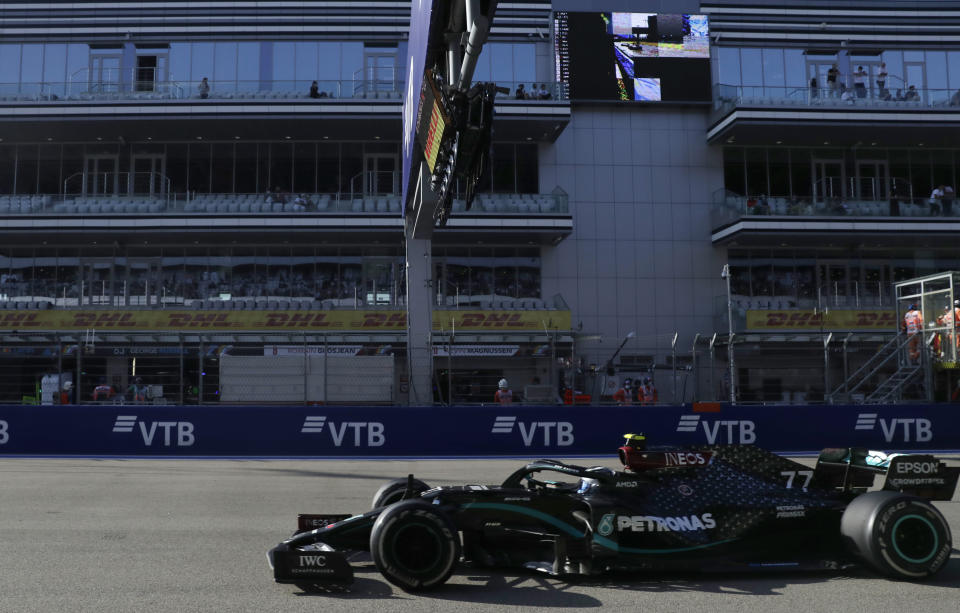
[909,303,917,310]
[63,381,73,391]
[623,378,632,388]
[955,300,959,307]
[644,377,652,384]
[498,378,508,390]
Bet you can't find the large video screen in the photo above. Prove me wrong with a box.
[554,12,711,102]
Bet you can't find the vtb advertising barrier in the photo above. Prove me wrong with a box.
[0,404,956,457]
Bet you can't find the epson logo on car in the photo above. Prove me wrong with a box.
[855,413,932,442]
[676,415,756,444]
[491,416,574,447]
[112,415,194,447]
[616,513,716,532]
[896,461,939,474]
[301,416,385,447]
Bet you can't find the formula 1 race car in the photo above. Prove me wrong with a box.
[267,435,959,592]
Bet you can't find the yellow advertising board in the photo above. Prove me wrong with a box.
[746,309,897,331]
[0,309,571,332]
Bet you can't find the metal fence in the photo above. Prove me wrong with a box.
[4,328,946,406]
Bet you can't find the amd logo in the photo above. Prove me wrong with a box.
[676,415,756,444]
[855,413,933,442]
[301,416,385,447]
[112,415,195,447]
[491,416,574,447]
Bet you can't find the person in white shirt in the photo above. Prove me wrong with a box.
[853,66,867,98]
[930,185,945,215]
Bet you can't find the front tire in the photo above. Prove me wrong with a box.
[841,491,952,580]
[370,500,460,591]
[371,478,430,509]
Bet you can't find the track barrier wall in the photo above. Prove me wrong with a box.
[0,403,958,457]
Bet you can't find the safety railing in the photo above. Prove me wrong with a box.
[0,79,569,104]
[711,188,952,230]
[713,83,960,116]
[0,190,569,217]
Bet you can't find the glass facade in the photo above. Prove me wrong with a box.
[722,146,960,204]
[0,40,543,99]
[715,46,960,94]
[0,245,542,307]
[0,141,540,196]
[726,247,952,309]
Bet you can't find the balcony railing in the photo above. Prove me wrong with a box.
[0,190,569,217]
[713,83,960,116]
[0,79,569,104]
[711,189,952,230]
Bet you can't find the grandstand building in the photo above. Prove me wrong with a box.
[0,0,958,405]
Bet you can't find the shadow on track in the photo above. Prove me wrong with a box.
[290,552,960,604]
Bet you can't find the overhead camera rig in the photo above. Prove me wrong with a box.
[411,0,506,229]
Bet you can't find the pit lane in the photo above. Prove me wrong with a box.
[0,456,957,613]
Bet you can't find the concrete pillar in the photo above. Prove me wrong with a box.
[404,165,437,405]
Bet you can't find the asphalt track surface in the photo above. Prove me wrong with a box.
[1,456,958,613]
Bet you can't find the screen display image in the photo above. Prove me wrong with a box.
[555,11,711,102]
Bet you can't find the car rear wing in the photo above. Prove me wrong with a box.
[815,447,959,500]
[881,454,960,501]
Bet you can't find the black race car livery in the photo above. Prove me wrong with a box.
[267,436,958,592]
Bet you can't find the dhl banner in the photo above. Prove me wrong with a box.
[746,309,897,331]
[0,309,571,332]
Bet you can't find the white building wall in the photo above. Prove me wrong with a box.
[540,106,726,399]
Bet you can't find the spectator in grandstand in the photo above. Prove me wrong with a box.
[309,81,320,98]
[292,194,308,212]
[613,378,635,405]
[826,64,840,97]
[198,77,210,99]
[951,90,960,107]
[853,66,867,98]
[930,185,945,215]
[93,379,115,402]
[905,85,919,101]
[943,185,955,216]
[639,377,658,405]
[809,77,818,100]
[514,83,526,100]
[274,186,289,204]
[538,83,550,99]
[127,377,148,403]
[876,62,887,92]
[495,378,513,404]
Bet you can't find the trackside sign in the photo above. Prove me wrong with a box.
[0,404,956,456]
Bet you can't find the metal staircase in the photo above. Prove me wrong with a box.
[830,333,930,404]
[862,364,922,404]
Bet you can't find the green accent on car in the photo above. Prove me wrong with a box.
[891,514,938,564]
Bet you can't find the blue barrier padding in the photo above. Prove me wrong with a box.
[0,404,957,457]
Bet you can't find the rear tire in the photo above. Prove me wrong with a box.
[370,500,459,592]
[841,491,952,580]
[371,478,430,509]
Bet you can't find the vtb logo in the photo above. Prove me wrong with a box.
[676,415,756,444]
[491,416,574,446]
[855,413,932,442]
[301,416,385,447]
[113,415,195,447]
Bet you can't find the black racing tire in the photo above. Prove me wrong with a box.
[369,500,460,592]
[841,490,952,580]
[371,478,430,509]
